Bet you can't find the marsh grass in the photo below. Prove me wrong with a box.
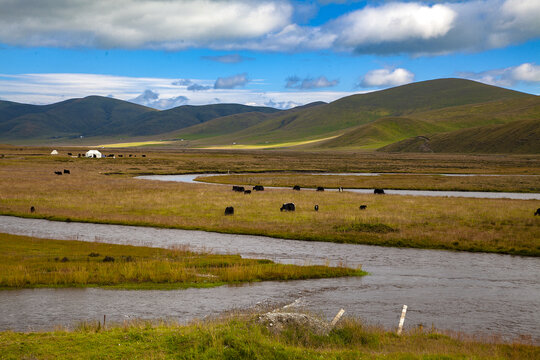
[0,147,539,256]
[0,314,537,359]
[200,173,540,193]
[0,233,364,289]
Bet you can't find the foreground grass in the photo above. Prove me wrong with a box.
[0,147,539,256]
[0,314,537,359]
[0,234,364,289]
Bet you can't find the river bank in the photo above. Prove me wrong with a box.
[1,313,537,359]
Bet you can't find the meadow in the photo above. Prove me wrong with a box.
[199,173,540,193]
[0,313,537,359]
[0,233,364,289]
[0,146,538,256]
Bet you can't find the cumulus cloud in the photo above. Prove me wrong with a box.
[187,83,212,91]
[359,68,415,88]
[0,0,538,55]
[0,0,292,49]
[201,54,253,63]
[285,75,339,89]
[265,99,302,109]
[214,73,249,89]
[459,63,540,87]
[129,90,189,109]
[333,3,457,49]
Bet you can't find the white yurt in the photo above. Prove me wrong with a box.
[50,150,58,155]
[85,150,102,158]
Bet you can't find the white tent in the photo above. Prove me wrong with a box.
[85,150,102,158]
[50,150,58,155]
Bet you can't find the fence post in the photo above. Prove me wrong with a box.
[331,309,345,327]
[397,305,407,335]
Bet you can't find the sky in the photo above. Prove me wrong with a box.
[0,0,539,110]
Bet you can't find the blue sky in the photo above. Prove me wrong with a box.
[0,0,539,109]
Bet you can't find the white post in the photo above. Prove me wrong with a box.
[331,309,345,327]
[397,305,407,335]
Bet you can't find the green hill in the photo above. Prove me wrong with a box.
[317,96,540,149]
[379,119,540,154]
[185,79,536,148]
[127,104,280,137]
[0,97,278,141]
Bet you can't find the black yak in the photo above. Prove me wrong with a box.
[225,206,234,215]
[374,188,385,194]
[280,203,295,211]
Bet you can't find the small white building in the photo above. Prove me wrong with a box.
[50,150,58,155]
[85,150,102,158]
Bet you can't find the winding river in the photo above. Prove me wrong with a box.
[0,215,539,342]
[137,173,540,200]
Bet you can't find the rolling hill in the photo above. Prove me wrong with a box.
[0,96,279,141]
[1,78,538,153]
[179,78,538,151]
[379,119,540,154]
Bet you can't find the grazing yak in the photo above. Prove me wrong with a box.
[253,185,264,191]
[30,206,35,213]
[535,208,540,216]
[374,188,385,194]
[317,186,324,192]
[244,190,251,194]
[232,185,245,192]
[359,205,367,210]
[224,206,234,215]
[54,171,62,175]
[293,185,301,191]
[63,169,70,174]
[67,152,72,156]
[280,203,295,212]
[314,205,319,211]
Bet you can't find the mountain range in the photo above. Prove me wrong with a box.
[1,78,538,153]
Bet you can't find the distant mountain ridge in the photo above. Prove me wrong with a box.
[0,96,279,140]
[1,78,538,154]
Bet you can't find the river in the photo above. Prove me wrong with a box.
[0,215,538,342]
[137,174,540,200]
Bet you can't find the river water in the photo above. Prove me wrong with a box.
[0,215,538,342]
[137,174,540,200]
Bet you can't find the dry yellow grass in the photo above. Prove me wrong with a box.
[0,149,538,256]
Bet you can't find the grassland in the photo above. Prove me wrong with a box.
[0,233,363,289]
[97,140,175,148]
[1,313,537,359]
[199,173,540,193]
[201,135,341,150]
[0,147,538,256]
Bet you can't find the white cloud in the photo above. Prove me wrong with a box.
[214,73,249,89]
[0,0,292,49]
[0,73,357,110]
[333,3,457,48]
[129,90,189,109]
[359,68,415,88]
[0,1,538,55]
[459,62,540,87]
[285,75,339,89]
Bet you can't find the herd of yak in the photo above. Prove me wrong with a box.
[224,184,384,215]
